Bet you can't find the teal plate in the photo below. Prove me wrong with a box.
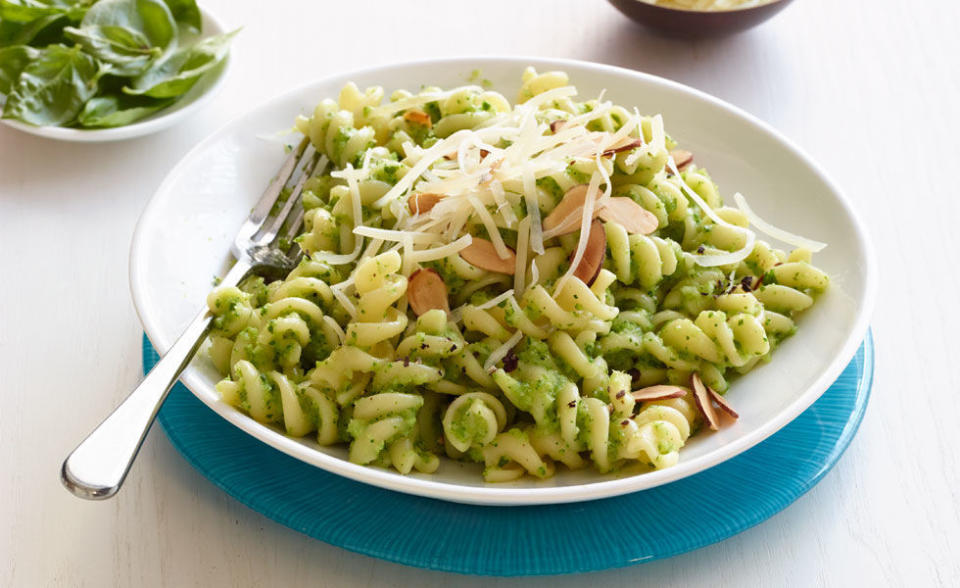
[145,332,873,576]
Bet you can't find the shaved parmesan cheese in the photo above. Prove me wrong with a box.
[330,284,357,319]
[353,226,440,244]
[553,172,602,295]
[522,164,544,254]
[407,234,473,263]
[650,114,666,153]
[514,217,531,294]
[668,159,757,267]
[467,195,511,258]
[475,289,515,311]
[490,180,518,228]
[360,238,384,261]
[734,192,827,252]
[318,163,366,266]
[323,316,346,345]
[372,129,474,208]
[484,329,524,373]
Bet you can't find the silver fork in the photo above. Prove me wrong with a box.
[61,137,321,500]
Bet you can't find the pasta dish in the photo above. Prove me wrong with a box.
[204,68,828,482]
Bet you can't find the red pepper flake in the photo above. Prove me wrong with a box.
[567,400,577,408]
[620,420,630,427]
[615,390,626,399]
[402,356,410,367]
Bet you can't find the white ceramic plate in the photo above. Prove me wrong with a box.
[130,57,876,505]
[0,7,230,142]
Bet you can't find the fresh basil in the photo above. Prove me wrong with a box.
[0,0,232,129]
[0,44,39,93]
[160,0,199,32]
[76,92,168,126]
[1,13,64,47]
[2,43,99,125]
[63,0,176,76]
[0,0,88,25]
[124,28,234,99]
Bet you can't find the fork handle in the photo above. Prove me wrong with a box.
[61,259,253,500]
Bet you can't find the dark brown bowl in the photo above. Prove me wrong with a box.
[607,0,794,37]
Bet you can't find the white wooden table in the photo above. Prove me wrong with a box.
[2,0,958,585]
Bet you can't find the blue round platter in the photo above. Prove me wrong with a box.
[145,333,873,576]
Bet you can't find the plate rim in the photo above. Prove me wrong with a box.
[129,55,878,506]
[0,6,231,143]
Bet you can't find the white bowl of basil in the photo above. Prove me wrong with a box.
[0,0,234,142]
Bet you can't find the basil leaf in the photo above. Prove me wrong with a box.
[0,13,66,47]
[0,44,39,94]
[160,0,199,32]
[124,28,235,99]
[2,43,99,125]
[63,0,176,76]
[64,24,157,75]
[76,92,170,127]
[0,0,88,25]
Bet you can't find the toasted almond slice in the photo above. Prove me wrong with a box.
[571,219,606,285]
[691,373,720,431]
[707,386,739,419]
[408,193,444,215]
[460,238,516,274]
[631,385,686,402]
[550,120,566,134]
[543,184,593,235]
[597,197,659,234]
[403,109,432,128]
[407,269,450,316]
[602,138,644,157]
[668,150,693,173]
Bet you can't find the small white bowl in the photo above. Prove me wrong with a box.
[0,6,231,142]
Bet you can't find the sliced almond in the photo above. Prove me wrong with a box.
[631,385,686,402]
[460,238,516,274]
[691,373,720,431]
[597,197,659,234]
[543,184,592,236]
[602,138,644,158]
[403,109,432,128]
[571,219,606,285]
[550,120,566,134]
[668,150,693,173]
[407,269,450,316]
[707,386,739,420]
[408,193,444,215]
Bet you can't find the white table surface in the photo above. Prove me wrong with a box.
[2,0,958,585]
